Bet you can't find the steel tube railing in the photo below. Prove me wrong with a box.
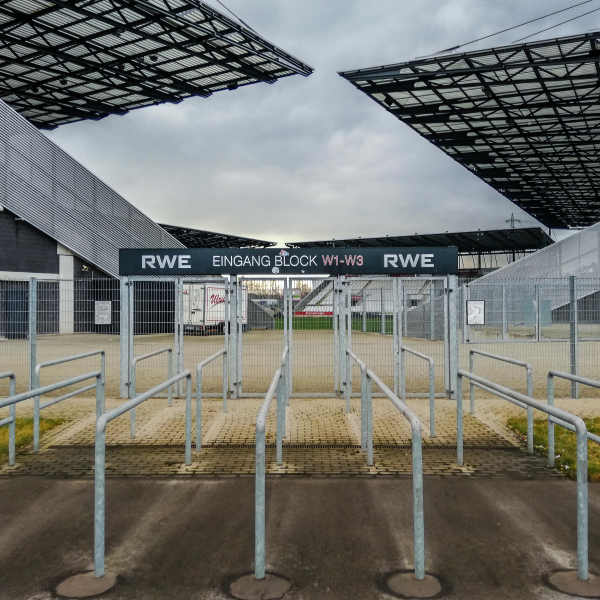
[255,347,289,581]
[469,349,534,454]
[401,345,436,438]
[2,371,102,465]
[346,349,372,464]
[0,372,17,466]
[548,371,600,468]
[130,347,173,439]
[367,369,425,581]
[94,370,192,578]
[196,348,228,451]
[33,350,105,452]
[457,369,589,581]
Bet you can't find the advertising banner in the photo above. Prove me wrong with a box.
[119,247,458,276]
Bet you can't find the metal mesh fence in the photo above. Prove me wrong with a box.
[460,277,600,398]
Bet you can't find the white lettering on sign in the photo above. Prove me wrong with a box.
[384,254,436,269]
[157,255,177,269]
[142,255,155,268]
[421,254,434,267]
[178,255,191,269]
[384,254,397,268]
[213,256,220,267]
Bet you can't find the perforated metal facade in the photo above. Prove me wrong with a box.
[0,0,313,129]
[340,31,600,229]
[0,98,183,277]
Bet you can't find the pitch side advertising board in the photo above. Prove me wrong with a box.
[119,247,458,276]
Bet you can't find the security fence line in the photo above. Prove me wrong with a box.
[2,274,599,400]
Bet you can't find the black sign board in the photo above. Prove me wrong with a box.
[119,247,458,276]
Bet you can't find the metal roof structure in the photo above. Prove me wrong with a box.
[286,227,553,255]
[160,223,275,248]
[0,0,313,129]
[340,31,600,230]
[0,98,183,277]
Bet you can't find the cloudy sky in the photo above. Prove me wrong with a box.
[46,0,599,246]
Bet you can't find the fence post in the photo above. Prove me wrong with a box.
[94,420,106,578]
[401,347,406,404]
[255,422,266,580]
[362,289,367,332]
[128,279,134,396]
[185,375,192,465]
[411,421,425,580]
[430,281,435,341]
[502,285,508,341]
[393,279,399,396]
[526,364,534,455]
[333,279,339,394]
[339,278,347,397]
[457,373,463,466]
[570,276,579,399]
[231,277,238,398]
[167,350,173,407]
[428,358,435,438]
[464,284,470,344]
[535,284,541,343]
[119,277,130,399]
[361,367,367,452]
[29,277,37,391]
[277,377,284,465]
[288,284,293,396]
[238,279,243,395]
[224,278,230,399]
[130,359,136,438]
[196,366,202,451]
[448,275,459,400]
[380,287,385,335]
[223,350,228,413]
[366,375,373,467]
[548,374,556,468]
[469,351,475,414]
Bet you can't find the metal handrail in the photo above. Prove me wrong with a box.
[255,346,289,581]
[0,372,17,466]
[401,345,436,438]
[366,369,425,581]
[547,371,600,468]
[469,349,534,454]
[346,349,372,461]
[2,371,102,466]
[457,369,590,581]
[196,347,228,451]
[130,347,173,439]
[33,350,105,452]
[94,370,193,578]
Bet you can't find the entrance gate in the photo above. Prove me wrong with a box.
[119,273,459,401]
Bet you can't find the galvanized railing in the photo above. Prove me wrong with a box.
[94,370,193,578]
[33,350,106,452]
[130,347,173,438]
[547,371,600,468]
[2,371,103,465]
[401,345,436,438]
[469,349,534,454]
[196,347,228,451]
[0,372,17,465]
[366,369,426,581]
[346,349,373,465]
[255,347,289,581]
[456,369,590,581]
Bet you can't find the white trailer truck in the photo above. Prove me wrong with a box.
[183,283,247,335]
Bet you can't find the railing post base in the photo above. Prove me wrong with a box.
[228,573,291,600]
[56,572,117,598]
[386,571,442,598]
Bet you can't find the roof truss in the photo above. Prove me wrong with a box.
[340,31,600,229]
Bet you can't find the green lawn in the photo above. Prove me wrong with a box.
[507,416,600,481]
[274,317,393,333]
[0,417,64,459]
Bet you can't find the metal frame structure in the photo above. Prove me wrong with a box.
[33,349,106,451]
[457,369,591,581]
[160,224,275,249]
[196,347,227,451]
[94,369,192,578]
[0,372,17,465]
[0,0,313,129]
[340,31,600,229]
[400,345,435,438]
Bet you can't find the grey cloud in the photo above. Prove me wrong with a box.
[46,1,597,245]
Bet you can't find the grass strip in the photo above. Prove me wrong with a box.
[507,416,600,481]
[0,417,64,459]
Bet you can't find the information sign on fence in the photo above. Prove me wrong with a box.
[119,247,458,276]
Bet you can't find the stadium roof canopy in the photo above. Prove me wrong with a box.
[339,31,600,230]
[286,227,553,255]
[160,223,275,248]
[0,0,313,129]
